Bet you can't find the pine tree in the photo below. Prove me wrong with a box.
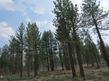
[41,31,50,71]
[9,36,20,74]
[25,23,32,77]
[0,45,9,73]
[82,0,109,67]
[41,31,55,71]
[68,4,85,78]
[83,31,100,68]
[48,31,55,71]
[53,0,76,77]
[16,23,25,77]
[25,23,40,77]
[57,41,64,70]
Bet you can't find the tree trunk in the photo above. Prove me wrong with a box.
[27,54,30,77]
[92,16,109,67]
[20,38,23,77]
[27,66,30,77]
[59,48,64,70]
[67,42,76,77]
[73,28,85,78]
[20,51,23,77]
[47,56,50,71]
[94,53,100,69]
[46,45,50,71]
[49,48,54,71]
[63,44,70,70]
[75,42,85,78]
[34,54,38,77]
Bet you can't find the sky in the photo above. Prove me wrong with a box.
[0,0,109,47]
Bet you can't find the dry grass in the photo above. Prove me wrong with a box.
[3,67,109,81]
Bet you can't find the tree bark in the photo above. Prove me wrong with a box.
[34,54,38,77]
[20,50,23,77]
[67,42,76,77]
[59,48,64,71]
[46,47,50,71]
[27,54,30,77]
[49,48,54,71]
[63,44,70,70]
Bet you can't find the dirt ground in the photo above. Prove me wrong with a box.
[34,67,109,81]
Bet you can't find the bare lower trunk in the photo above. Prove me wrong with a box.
[94,53,100,68]
[63,44,70,70]
[49,48,54,71]
[27,57,30,77]
[59,48,64,70]
[67,42,76,77]
[47,56,50,71]
[75,42,85,78]
[20,52,23,77]
[34,53,38,77]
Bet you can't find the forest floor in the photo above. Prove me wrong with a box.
[1,66,109,81]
